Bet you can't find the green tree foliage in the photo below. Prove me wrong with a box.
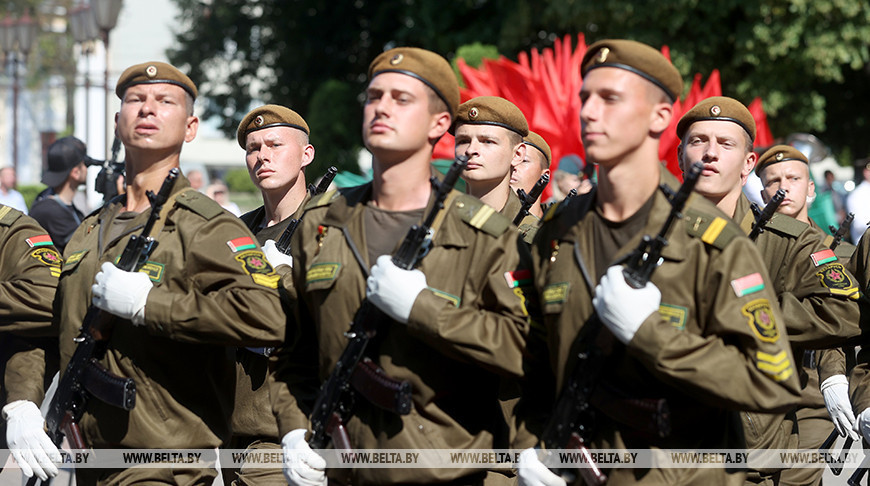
[306,79,364,176]
[169,0,870,166]
[224,167,257,193]
[536,0,870,161]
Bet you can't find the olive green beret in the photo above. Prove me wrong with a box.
[115,61,197,100]
[755,144,809,176]
[368,47,460,117]
[451,96,529,137]
[524,131,551,164]
[236,104,310,148]
[582,39,683,102]
[677,96,756,142]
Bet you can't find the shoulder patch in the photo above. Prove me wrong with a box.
[174,189,224,220]
[303,189,340,211]
[452,195,510,237]
[683,208,743,249]
[765,213,809,238]
[0,205,23,226]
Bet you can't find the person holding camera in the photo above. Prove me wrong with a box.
[29,136,95,253]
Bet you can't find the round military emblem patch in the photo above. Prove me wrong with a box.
[30,248,62,277]
[469,107,479,119]
[776,152,784,161]
[254,115,264,127]
[146,65,158,78]
[390,53,404,65]
[710,105,721,116]
[596,47,609,63]
[741,298,779,343]
[816,263,853,292]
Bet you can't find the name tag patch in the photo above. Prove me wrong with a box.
[306,263,341,284]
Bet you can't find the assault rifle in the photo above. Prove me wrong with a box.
[514,173,550,225]
[307,156,468,450]
[275,166,337,254]
[41,169,178,466]
[829,212,854,251]
[536,162,704,485]
[748,189,786,241]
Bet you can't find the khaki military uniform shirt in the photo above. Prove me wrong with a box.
[0,205,60,406]
[847,228,870,414]
[732,196,859,457]
[517,169,801,485]
[56,175,285,449]
[273,182,529,485]
[502,189,539,244]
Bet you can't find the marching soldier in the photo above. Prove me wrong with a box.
[512,131,552,220]
[7,61,287,485]
[0,209,61,481]
[221,104,315,485]
[754,144,858,485]
[677,98,861,485]
[453,96,539,243]
[516,39,801,486]
[275,47,529,485]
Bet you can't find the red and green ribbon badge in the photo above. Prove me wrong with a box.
[26,234,53,248]
[504,269,532,288]
[810,249,837,267]
[227,236,257,253]
[731,272,764,297]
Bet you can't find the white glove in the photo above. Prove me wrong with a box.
[822,374,858,439]
[92,261,153,326]
[262,239,293,268]
[366,255,427,324]
[855,408,870,444]
[518,448,566,486]
[2,400,61,481]
[282,429,327,486]
[593,265,661,345]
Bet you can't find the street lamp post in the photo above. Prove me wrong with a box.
[0,12,39,174]
[92,0,122,157]
[69,5,100,147]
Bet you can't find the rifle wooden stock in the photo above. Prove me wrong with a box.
[307,156,468,451]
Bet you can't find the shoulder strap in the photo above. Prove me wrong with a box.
[453,194,511,237]
[0,205,22,226]
[684,208,744,250]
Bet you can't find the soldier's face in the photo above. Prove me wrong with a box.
[759,160,815,221]
[116,83,198,153]
[244,126,313,194]
[362,73,449,162]
[510,148,548,194]
[579,68,663,167]
[455,124,524,186]
[679,120,755,199]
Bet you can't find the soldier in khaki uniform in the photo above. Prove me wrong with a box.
[217,105,315,486]
[275,47,529,485]
[26,62,286,486]
[512,131,551,220]
[755,144,858,485]
[848,228,870,442]
[516,39,801,486]
[676,97,860,485]
[453,96,540,243]
[0,208,61,481]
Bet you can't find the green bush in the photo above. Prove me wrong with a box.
[224,168,258,193]
[19,184,46,210]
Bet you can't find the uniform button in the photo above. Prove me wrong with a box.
[418,424,424,431]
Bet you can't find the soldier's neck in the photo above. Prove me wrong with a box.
[262,174,308,227]
[707,188,743,219]
[466,175,511,212]
[595,154,660,222]
[124,156,180,213]
[370,151,432,211]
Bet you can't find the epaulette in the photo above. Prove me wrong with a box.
[0,205,23,226]
[174,189,224,220]
[765,213,809,238]
[683,207,744,250]
[453,194,511,237]
[303,189,340,211]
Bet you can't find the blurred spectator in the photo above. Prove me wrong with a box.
[206,180,242,216]
[847,160,870,243]
[0,166,27,213]
[187,169,205,192]
[29,137,94,253]
[820,170,846,219]
[546,154,594,205]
